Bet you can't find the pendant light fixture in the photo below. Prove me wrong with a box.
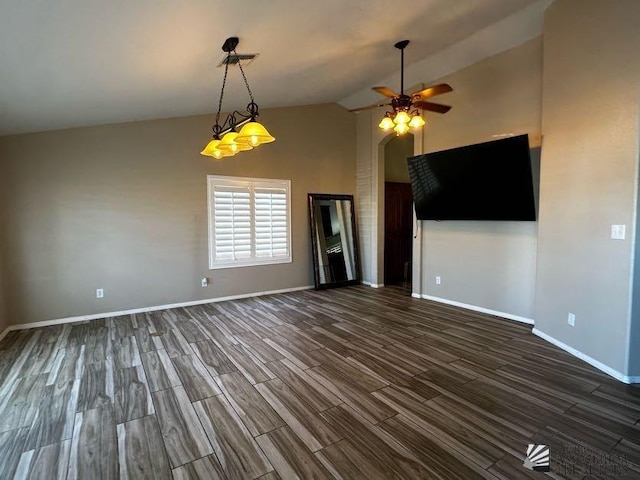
[200,37,275,159]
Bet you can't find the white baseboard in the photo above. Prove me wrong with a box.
[361,281,384,288]
[417,295,638,384]
[532,328,639,385]
[1,285,314,334]
[421,294,534,325]
[0,326,10,343]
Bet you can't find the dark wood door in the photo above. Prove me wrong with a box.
[384,182,413,286]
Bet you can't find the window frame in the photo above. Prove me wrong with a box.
[207,175,292,270]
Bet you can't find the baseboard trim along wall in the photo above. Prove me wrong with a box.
[421,294,535,325]
[0,285,314,335]
[362,281,384,288]
[532,328,640,385]
[0,327,10,343]
[421,294,638,384]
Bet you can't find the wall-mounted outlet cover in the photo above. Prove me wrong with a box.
[435,276,441,285]
[568,312,575,326]
[96,288,104,299]
[611,224,626,240]
[201,277,209,288]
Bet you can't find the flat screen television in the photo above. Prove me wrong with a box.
[407,134,536,221]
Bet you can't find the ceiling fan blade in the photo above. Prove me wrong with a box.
[411,83,453,100]
[372,86,399,98]
[349,102,390,113]
[414,101,452,114]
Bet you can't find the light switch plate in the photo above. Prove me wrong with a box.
[611,224,626,240]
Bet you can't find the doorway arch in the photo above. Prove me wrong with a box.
[371,126,424,292]
[383,134,414,287]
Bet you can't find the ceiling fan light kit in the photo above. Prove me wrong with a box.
[200,37,275,159]
[353,39,453,136]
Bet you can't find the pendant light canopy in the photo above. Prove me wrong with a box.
[201,37,275,158]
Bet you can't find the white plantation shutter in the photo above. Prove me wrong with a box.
[212,185,251,262]
[208,176,291,269]
[254,185,288,258]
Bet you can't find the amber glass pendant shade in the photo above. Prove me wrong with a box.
[201,139,233,158]
[218,132,253,153]
[235,121,275,147]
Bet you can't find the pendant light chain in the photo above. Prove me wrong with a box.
[215,54,231,129]
[234,49,255,104]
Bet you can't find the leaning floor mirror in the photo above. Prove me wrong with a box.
[308,193,361,290]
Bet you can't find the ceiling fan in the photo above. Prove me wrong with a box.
[351,40,452,135]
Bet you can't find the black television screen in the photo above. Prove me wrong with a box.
[407,134,536,221]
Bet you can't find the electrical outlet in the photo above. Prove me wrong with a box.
[568,312,575,327]
[435,276,441,285]
[96,288,104,299]
[611,224,626,240]
[201,277,208,288]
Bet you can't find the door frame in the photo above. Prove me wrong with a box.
[372,127,424,296]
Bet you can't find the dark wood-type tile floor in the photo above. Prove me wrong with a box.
[1,286,639,479]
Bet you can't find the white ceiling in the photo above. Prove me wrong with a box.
[0,0,546,136]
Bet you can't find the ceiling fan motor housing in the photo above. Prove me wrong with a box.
[392,94,413,112]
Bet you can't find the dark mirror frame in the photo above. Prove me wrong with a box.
[308,193,361,290]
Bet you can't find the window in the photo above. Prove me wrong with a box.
[207,175,291,269]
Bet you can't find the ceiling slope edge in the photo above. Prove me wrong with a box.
[339,0,553,111]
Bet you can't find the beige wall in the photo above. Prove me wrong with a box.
[0,103,356,326]
[384,134,413,183]
[0,157,7,331]
[534,0,640,376]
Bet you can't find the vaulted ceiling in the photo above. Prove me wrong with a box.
[0,0,546,135]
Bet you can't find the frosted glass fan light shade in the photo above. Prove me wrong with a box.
[378,116,394,130]
[218,132,253,153]
[236,121,275,146]
[394,123,410,135]
[409,115,425,129]
[394,111,410,125]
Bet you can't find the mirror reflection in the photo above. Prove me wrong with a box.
[308,194,360,289]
